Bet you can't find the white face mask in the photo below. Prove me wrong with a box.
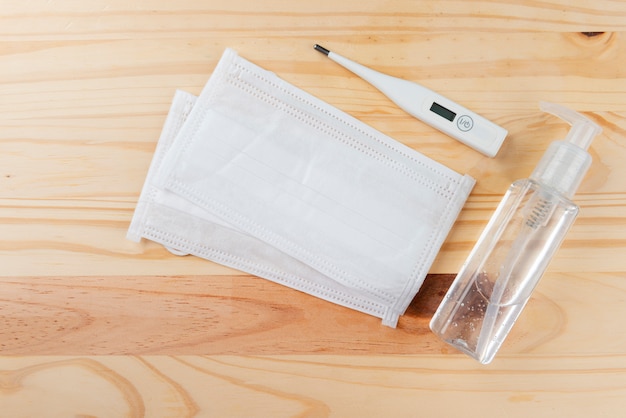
[128,49,475,327]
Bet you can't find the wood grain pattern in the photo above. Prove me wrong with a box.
[2,355,625,417]
[3,271,625,358]
[2,0,626,416]
[0,274,451,355]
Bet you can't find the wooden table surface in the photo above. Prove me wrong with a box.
[2,1,626,416]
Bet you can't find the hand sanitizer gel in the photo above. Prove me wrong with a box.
[430,102,602,364]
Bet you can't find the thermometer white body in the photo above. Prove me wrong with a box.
[315,45,507,157]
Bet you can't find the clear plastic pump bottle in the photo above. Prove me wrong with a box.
[430,102,602,364]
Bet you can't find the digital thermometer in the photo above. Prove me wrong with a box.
[314,44,507,157]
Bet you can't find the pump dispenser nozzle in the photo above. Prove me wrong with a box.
[540,101,601,151]
[532,102,602,199]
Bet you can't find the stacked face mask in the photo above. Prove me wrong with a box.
[128,48,475,327]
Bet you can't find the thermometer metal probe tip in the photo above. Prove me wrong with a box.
[313,44,330,55]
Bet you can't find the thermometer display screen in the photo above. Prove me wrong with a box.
[430,102,456,122]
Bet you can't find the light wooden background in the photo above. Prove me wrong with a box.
[2,1,626,416]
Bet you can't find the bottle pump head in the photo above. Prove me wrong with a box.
[539,101,601,151]
[530,102,602,198]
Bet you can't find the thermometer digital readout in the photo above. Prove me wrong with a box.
[314,44,507,157]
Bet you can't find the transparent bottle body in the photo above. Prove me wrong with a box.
[430,178,578,364]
